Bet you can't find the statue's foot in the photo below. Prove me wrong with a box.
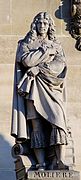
[28,164,38,171]
[38,163,46,171]
[47,159,57,170]
[57,161,69,170]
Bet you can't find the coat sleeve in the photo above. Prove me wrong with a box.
[38,42,67,87]
[39,43,67,78]
[16,41,49,68]
[48,49,67,78]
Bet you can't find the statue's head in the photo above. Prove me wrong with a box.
[25,12,56,43]
[34,12,50,37]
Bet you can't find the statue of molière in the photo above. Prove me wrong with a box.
[11,12,69,171]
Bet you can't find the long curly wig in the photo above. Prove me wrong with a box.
[24,12,56,44]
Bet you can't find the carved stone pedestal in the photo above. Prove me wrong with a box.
[14,128,77,180]
[15,166,80,180]
[14,156,80,180]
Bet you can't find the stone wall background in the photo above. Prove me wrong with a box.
[0,0,81,179]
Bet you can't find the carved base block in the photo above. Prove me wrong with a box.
[15,158,80,180]
[28,170,80,180]
[16,167,26,180]
[16,169,80,180]
[14,152,79,180]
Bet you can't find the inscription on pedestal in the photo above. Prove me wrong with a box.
[33,171,73,179]
[28,170,80,180]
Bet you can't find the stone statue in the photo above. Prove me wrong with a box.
[11,12,68,171]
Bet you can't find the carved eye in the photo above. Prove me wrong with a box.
[44,22,48,26]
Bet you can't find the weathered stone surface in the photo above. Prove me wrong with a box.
[0,0,11,35]
[0,36,22,64]
[66,103,81,173]
[66,65,81,102]
[0,65,14,133]
[0,0,10,24]
[0,25,12,35]
[0,64,15,176]
[67,66,81,88]
[67,86,81,102]
[28,170,80,180]
[11,0,62,35]
[59,37,81,65]
[67,102,81,120]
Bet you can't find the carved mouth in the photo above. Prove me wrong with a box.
[39,28,45,31]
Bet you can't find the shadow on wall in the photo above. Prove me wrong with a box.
[0,134,15,170]
[54,0,71,32]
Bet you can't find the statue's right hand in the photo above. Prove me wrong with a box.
[48,47,56,56]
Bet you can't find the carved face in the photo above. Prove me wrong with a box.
[36,18,49,37]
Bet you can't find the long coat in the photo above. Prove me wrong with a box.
[11,37,67,141]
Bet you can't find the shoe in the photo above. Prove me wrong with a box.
[57,160,69,170]
[28,164,38,171]
[38,163,46,171]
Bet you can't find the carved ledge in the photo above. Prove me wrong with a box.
[70,0,81,50]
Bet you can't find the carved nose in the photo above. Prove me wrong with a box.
[41,23,44,28]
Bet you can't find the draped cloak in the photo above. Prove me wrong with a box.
[11,37,67,141]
